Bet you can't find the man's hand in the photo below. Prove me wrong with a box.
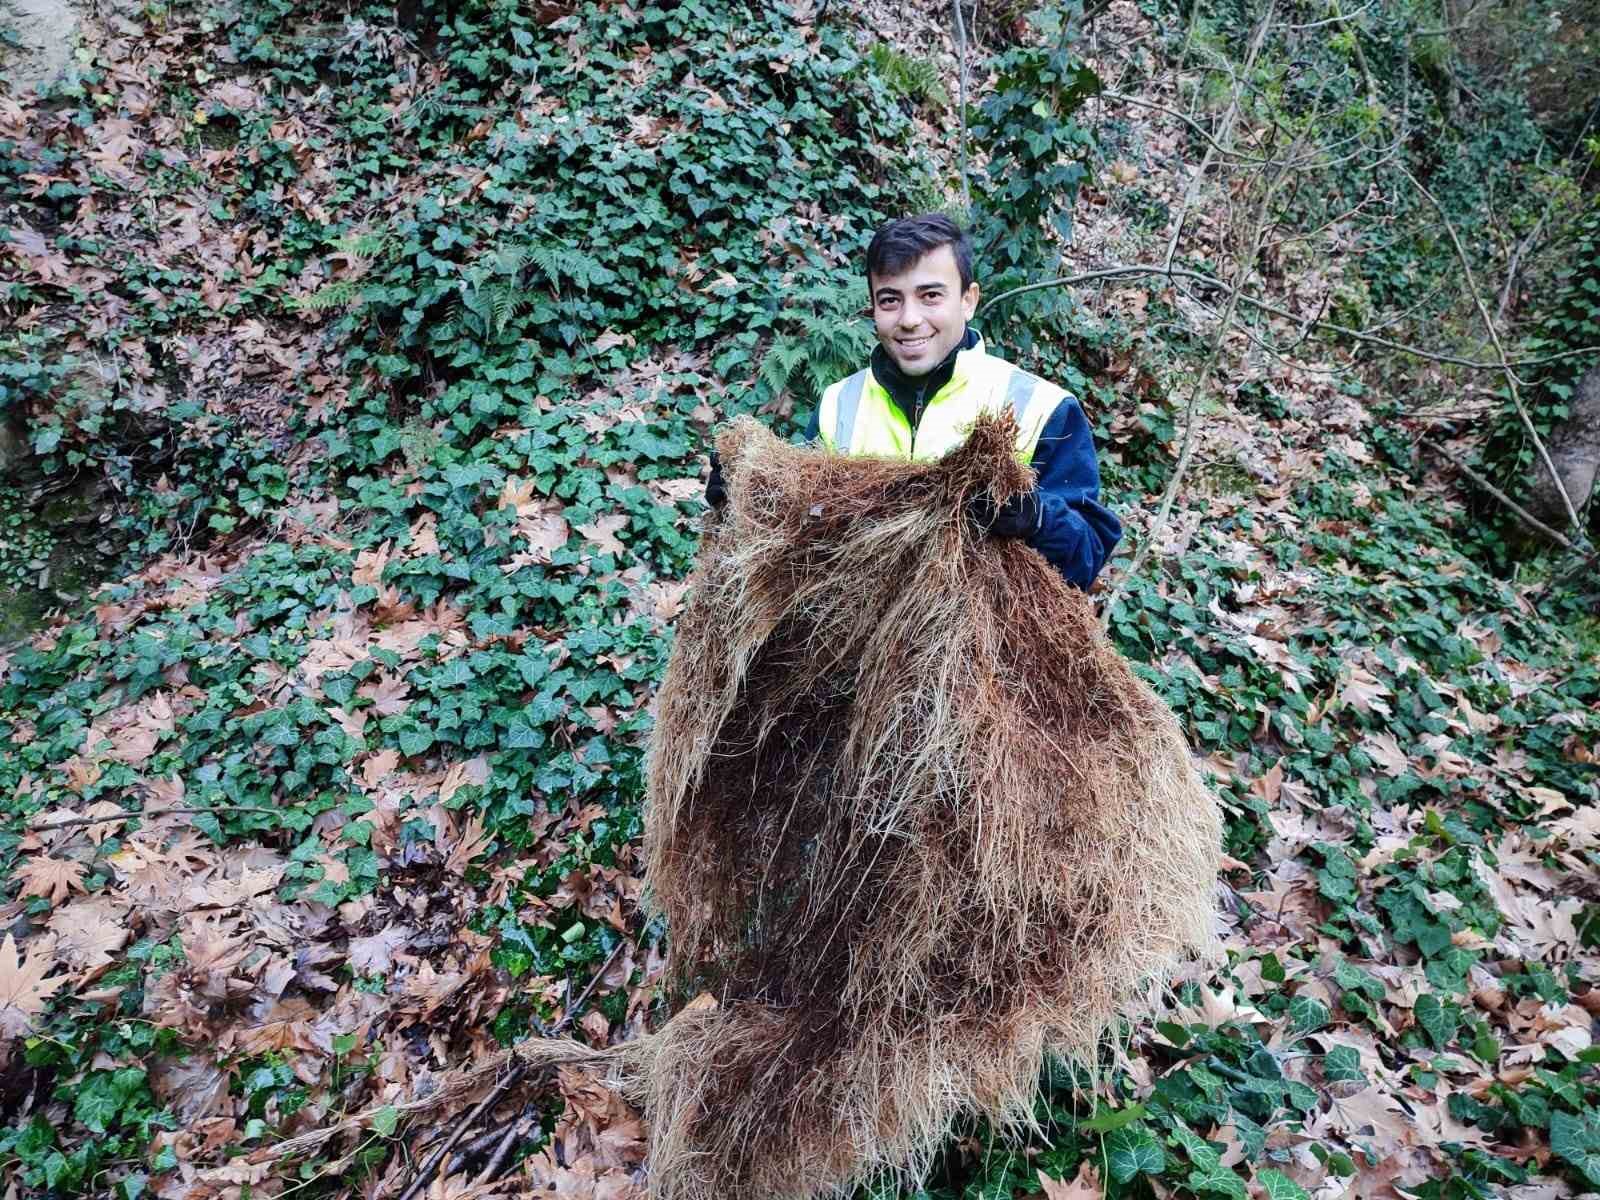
[966,489,1041,539]
[705,452,727,508]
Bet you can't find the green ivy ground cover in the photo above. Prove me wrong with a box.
[0,0,1596,1197]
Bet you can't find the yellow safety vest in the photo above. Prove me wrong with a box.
[815,340,1064,463]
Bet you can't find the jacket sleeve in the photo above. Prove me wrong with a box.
[1026,393,1122,590]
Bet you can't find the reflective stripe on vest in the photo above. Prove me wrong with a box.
[833,369,870,457]
[1004,369,1039,427]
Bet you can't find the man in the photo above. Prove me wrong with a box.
[708,213,1120,590]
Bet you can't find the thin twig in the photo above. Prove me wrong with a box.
[979,263,1600,370]
[1278,0,1376,30]
[1495,96,1600,324]
[1330,0,1377,109]
[1162,1,1275,273]
[1398,165,1583,534]
[27,804,282,833]
[1101,92,1274,165]
[1102,119,1298,624]
[1422,440,1587,554]
[953,0,970,212]
[392,939,628,1200]
[475,1107,538,1185]
[394,1065,527,1200]
[442,1120,514,1174]
[555,937,628,1032]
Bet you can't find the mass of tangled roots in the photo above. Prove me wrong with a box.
[633,413,1222,1200]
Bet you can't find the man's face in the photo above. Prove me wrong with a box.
[869,244,980,377]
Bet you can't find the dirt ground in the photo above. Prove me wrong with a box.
[0,0,82,95]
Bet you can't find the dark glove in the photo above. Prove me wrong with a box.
[705,451,727,508]
[966,489,1041,539]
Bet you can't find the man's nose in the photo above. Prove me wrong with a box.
[897,302,923,329]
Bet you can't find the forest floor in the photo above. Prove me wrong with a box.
[0,1,1596,1199]
[0,0,81,95]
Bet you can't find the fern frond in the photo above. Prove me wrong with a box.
[286,280,360,312]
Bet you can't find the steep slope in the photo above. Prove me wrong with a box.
[0,1,1595,1198]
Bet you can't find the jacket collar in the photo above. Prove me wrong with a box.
[870,326,983,426]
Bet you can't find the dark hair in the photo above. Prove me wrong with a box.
[865,213,974,293]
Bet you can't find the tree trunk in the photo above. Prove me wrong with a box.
[1528,363,1600,529]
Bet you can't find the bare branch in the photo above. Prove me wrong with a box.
[27,804,282,833]
[394,938,628,1200]
[979,263,1600,370]
[953,0,971,212]
[1162,1,1277,273]
[1398,164,1584,533]
[1423,439,1588,554]
[1103,108,1298,623]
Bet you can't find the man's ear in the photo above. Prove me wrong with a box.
[962,282,980,321]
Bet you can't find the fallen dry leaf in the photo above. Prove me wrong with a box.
[49,898,131,969]
[15,855,89,905]
[1037,1161,1102,1199]
[0,933,67,1037]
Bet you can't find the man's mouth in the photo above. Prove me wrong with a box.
[897,335,933,352]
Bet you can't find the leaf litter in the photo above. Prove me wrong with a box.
[0,0,1595,1197]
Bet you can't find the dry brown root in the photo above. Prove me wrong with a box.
[634,413,1223,1200]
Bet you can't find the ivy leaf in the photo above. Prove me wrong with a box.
[1169,1121,1222,1172]
[1288,994,1329,1032]
[1188,1166,1249,1200]
[1550,1110,1600,1186]
[398,726,435,756]
[371,1105,400,1137]
[1105,1126,1164,1183]
[1323,1044,1367,1085]
[1414,993,1458,1050]
[505,720,546,750]
[1257,1168,1311,1200]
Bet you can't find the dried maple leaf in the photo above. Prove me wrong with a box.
[352,541,392,587]
[0,933,67,1037]
[1361,731,1409,777]
[80,800,132,846]
[576,513,629,557]
[359,673,412,716]
[15,855,88,905]
[182,916,255,999]
[445,814,493,875]
[648,579,689,622]
[347,925,411,975]
[49,898,131,969]
[514,510,571,563]
[1036,1162,1102,1200]
[438,756,491,806]
[1337,664,1392,717]
[497,477,539,515]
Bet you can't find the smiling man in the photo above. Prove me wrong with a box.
[711,213,1121,590]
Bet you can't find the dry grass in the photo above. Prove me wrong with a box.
[631,413,1223,1199]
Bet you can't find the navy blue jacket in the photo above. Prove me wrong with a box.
[804,328,1121,590]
